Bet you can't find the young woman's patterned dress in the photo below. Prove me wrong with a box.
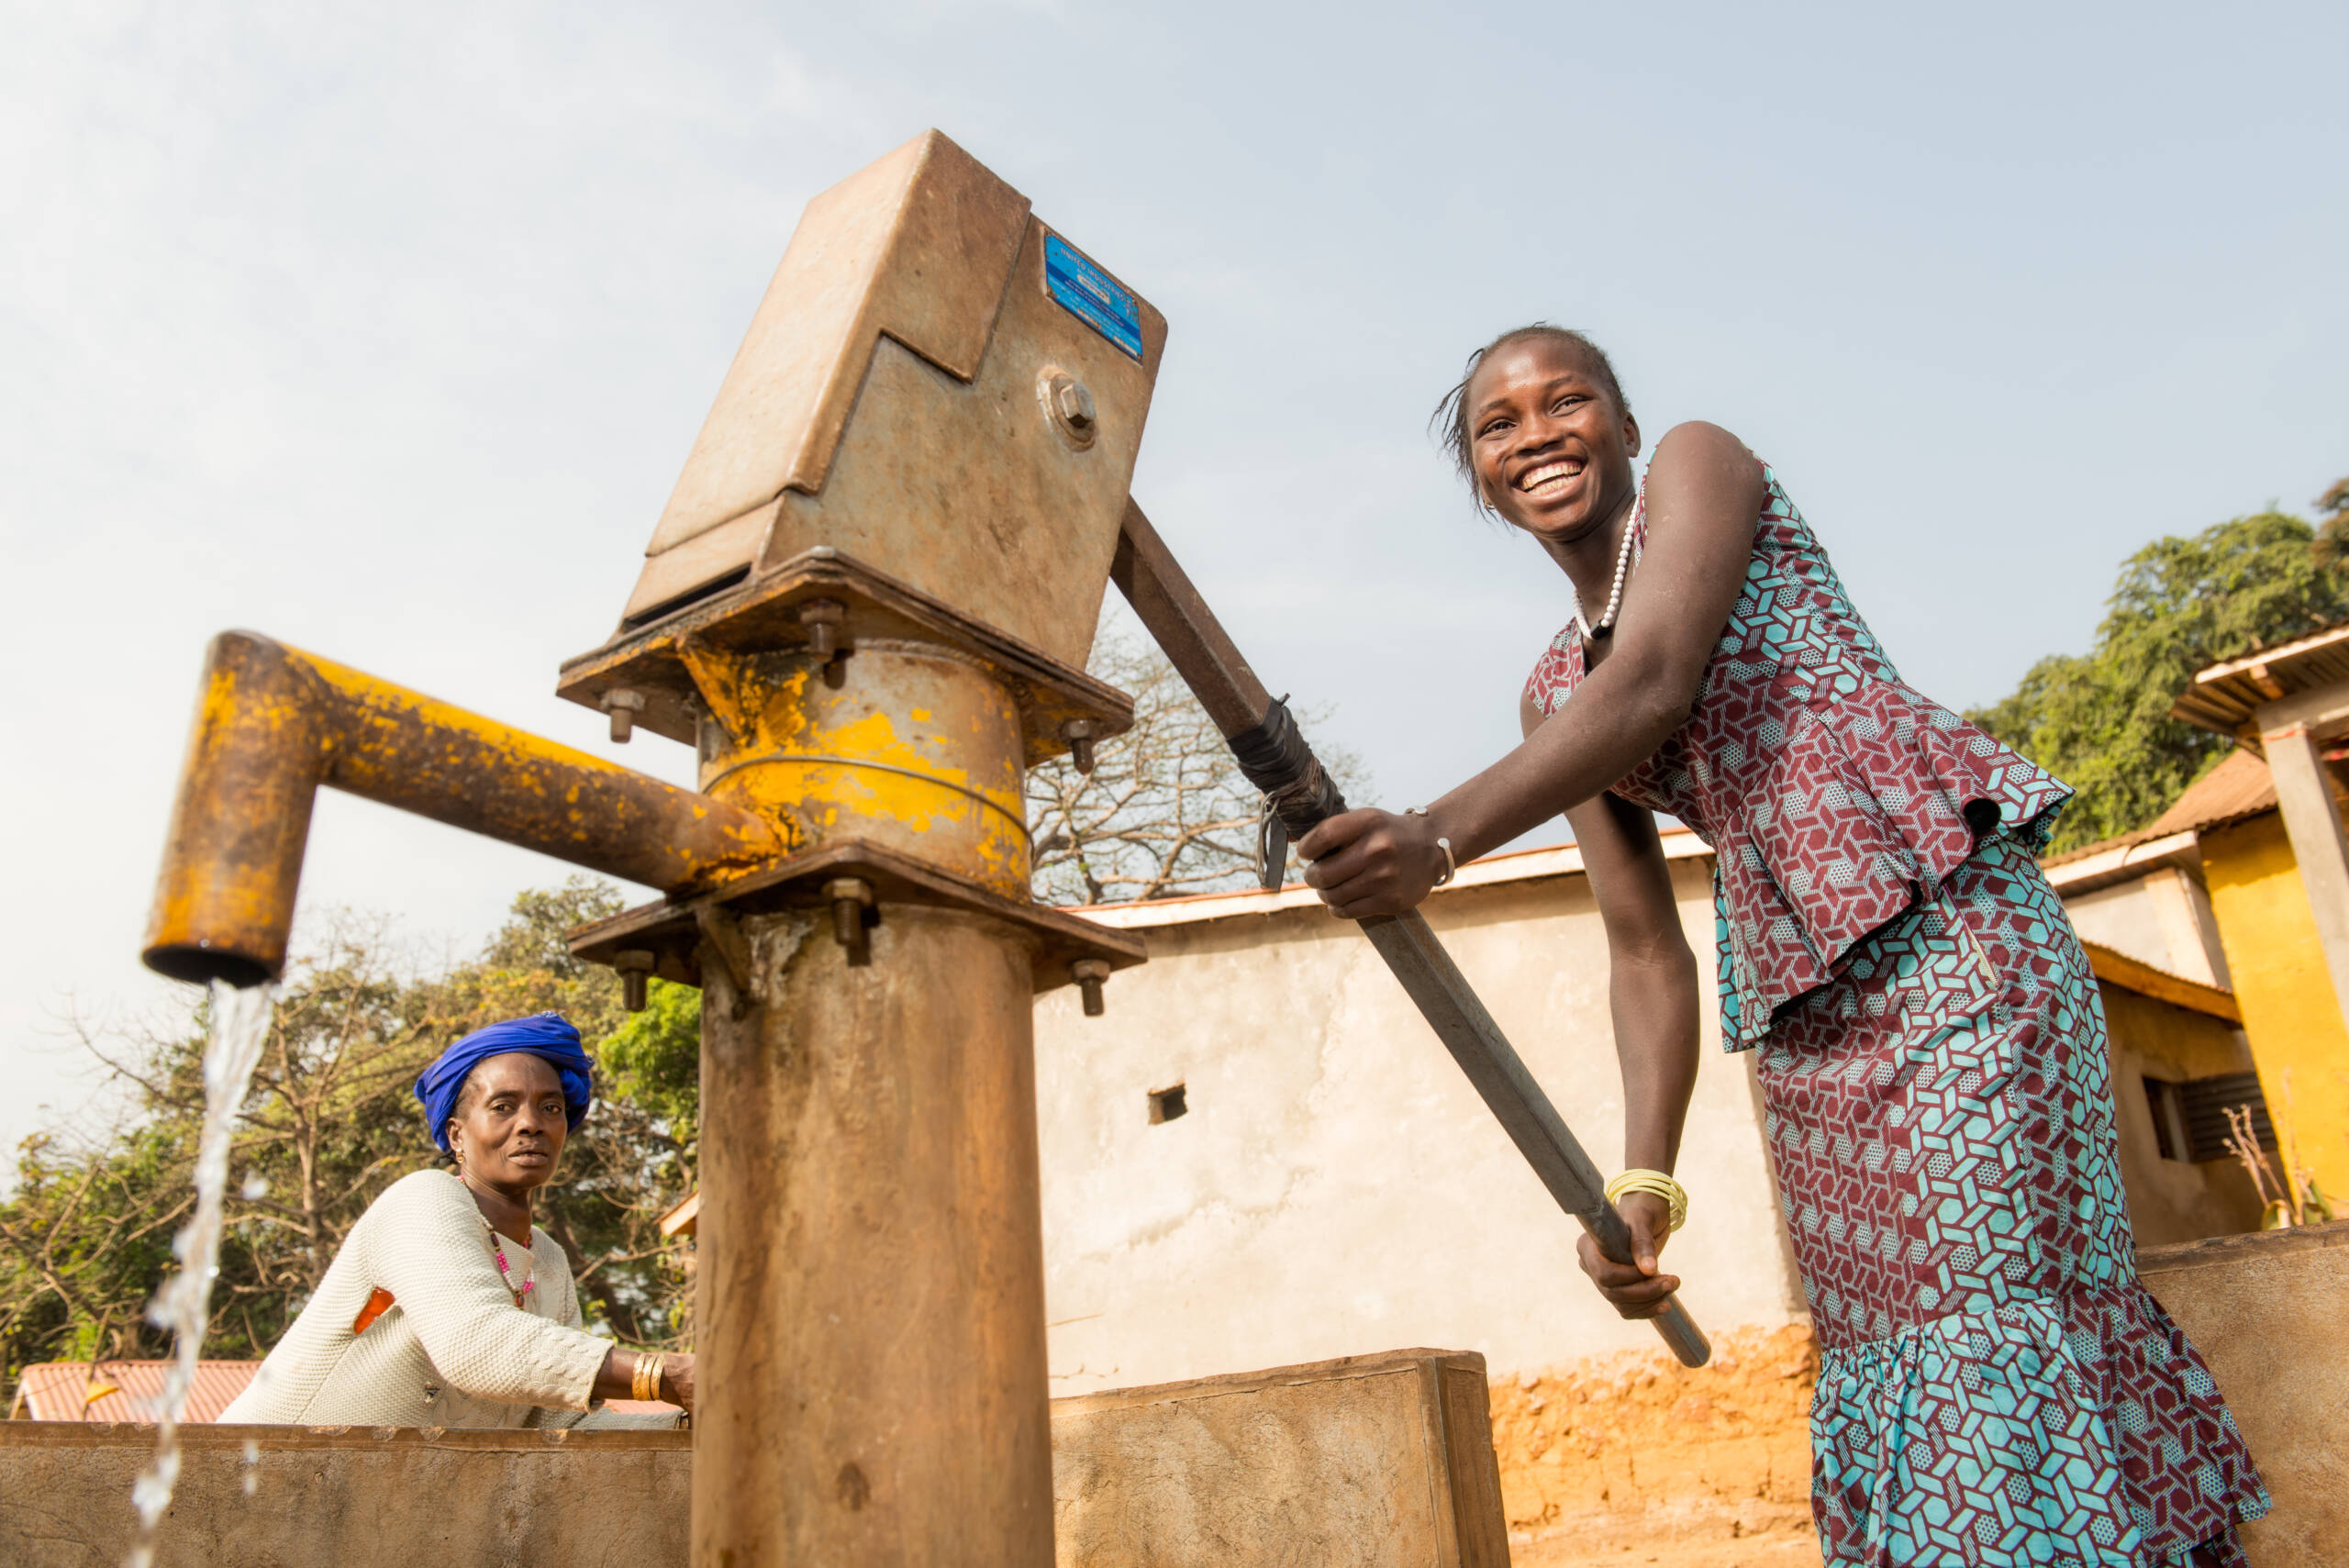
[1525,465,2269,1567]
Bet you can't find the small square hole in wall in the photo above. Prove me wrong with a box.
[1148,1083,1187,1125]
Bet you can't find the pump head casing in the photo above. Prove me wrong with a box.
[605,128,1163,671]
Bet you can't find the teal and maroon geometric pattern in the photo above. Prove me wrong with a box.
[1525,467,2269,1564]
[1772,839,2268,1564]
[1524,466,2072,1051]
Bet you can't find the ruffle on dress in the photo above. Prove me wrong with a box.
[1715,675,2072,1051]
[1810,1289,2270,1567]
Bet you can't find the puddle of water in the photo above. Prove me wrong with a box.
[127,979,276,1568]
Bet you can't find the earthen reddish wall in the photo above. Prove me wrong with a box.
[1488,1325,1821,1565]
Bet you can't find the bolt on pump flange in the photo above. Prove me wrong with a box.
[612,949,657,1012]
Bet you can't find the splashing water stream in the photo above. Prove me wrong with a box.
[127,978,276,1568]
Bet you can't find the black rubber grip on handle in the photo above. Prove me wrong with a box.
[1229,697,1351,892]
[1230,699,1348,835]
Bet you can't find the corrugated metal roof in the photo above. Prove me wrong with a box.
[2140,749,2280,837]
[2041,749,2283,873]
[10,1361,257,1423]
[659,1189,700,1238]
[7,1361,684,1424]
[2039,828,2203,895]
[2079,941,2242,1022]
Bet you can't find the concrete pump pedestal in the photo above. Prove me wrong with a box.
[695,903,1053,1565]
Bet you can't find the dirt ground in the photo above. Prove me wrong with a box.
[1487,1324,1824,1568]
[1509,1511,1823,1568]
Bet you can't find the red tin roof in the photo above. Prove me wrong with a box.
[7,1360,682,1424]
[9,1360,258,1423]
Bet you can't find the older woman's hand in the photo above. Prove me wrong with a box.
[660,1353,696,1414]
[596,1346,696,1415]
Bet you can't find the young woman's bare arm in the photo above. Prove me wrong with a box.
[1560,769,1699,1318]
[1299,422,1763,916]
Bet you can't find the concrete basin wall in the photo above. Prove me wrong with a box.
[1052,1347,1507,1567]
[0,1424,691,1567]
[0,1348,1502,1567]
[2141,1219,2349,1566]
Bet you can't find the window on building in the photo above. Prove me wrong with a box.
[1148,1083,1187,1125]
[2143,1073,2275,1163]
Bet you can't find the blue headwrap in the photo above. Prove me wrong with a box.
[414,1013,595,1153]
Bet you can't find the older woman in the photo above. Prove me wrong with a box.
[222,1013,693,1429]
[1300,327,2266,1566]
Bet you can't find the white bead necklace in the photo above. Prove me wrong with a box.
[1573,500,1642,642]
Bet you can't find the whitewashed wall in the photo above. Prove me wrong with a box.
[1030,840,1807,1394]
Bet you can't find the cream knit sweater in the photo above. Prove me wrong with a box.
[221,1169,672,1429]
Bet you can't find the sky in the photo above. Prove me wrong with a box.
[3,1,2344,1156]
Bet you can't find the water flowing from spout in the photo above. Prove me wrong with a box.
[127,978,276,1568]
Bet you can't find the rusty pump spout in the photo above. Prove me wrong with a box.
[144,630,784,988]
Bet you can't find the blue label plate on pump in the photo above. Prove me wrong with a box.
[1044,234,1143,362]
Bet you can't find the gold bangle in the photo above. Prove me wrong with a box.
[1604,1168,1688,1233]
[631,1351,657,1403]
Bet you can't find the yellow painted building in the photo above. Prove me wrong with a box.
[2051,740,2349,1210]
[2165,620,2349,1207]
[2201,797,2349,1197]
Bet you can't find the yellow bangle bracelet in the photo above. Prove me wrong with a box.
[1604,1168,1688,1232]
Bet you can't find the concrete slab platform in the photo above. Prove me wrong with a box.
[0,1423,691,1567]
[1050,1347,1507,1567]
[0,1347,1505,1567]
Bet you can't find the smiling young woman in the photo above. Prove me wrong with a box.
[1297,327,2269,1567]
[220,1014,694,1429]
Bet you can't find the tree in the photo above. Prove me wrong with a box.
[1028,631,1366,906]
[181,913,443,1340]
[0,1118,192,1375]
[1968,508,2349,852]
[0,917,440,1372]
[2311,475,2349,570]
